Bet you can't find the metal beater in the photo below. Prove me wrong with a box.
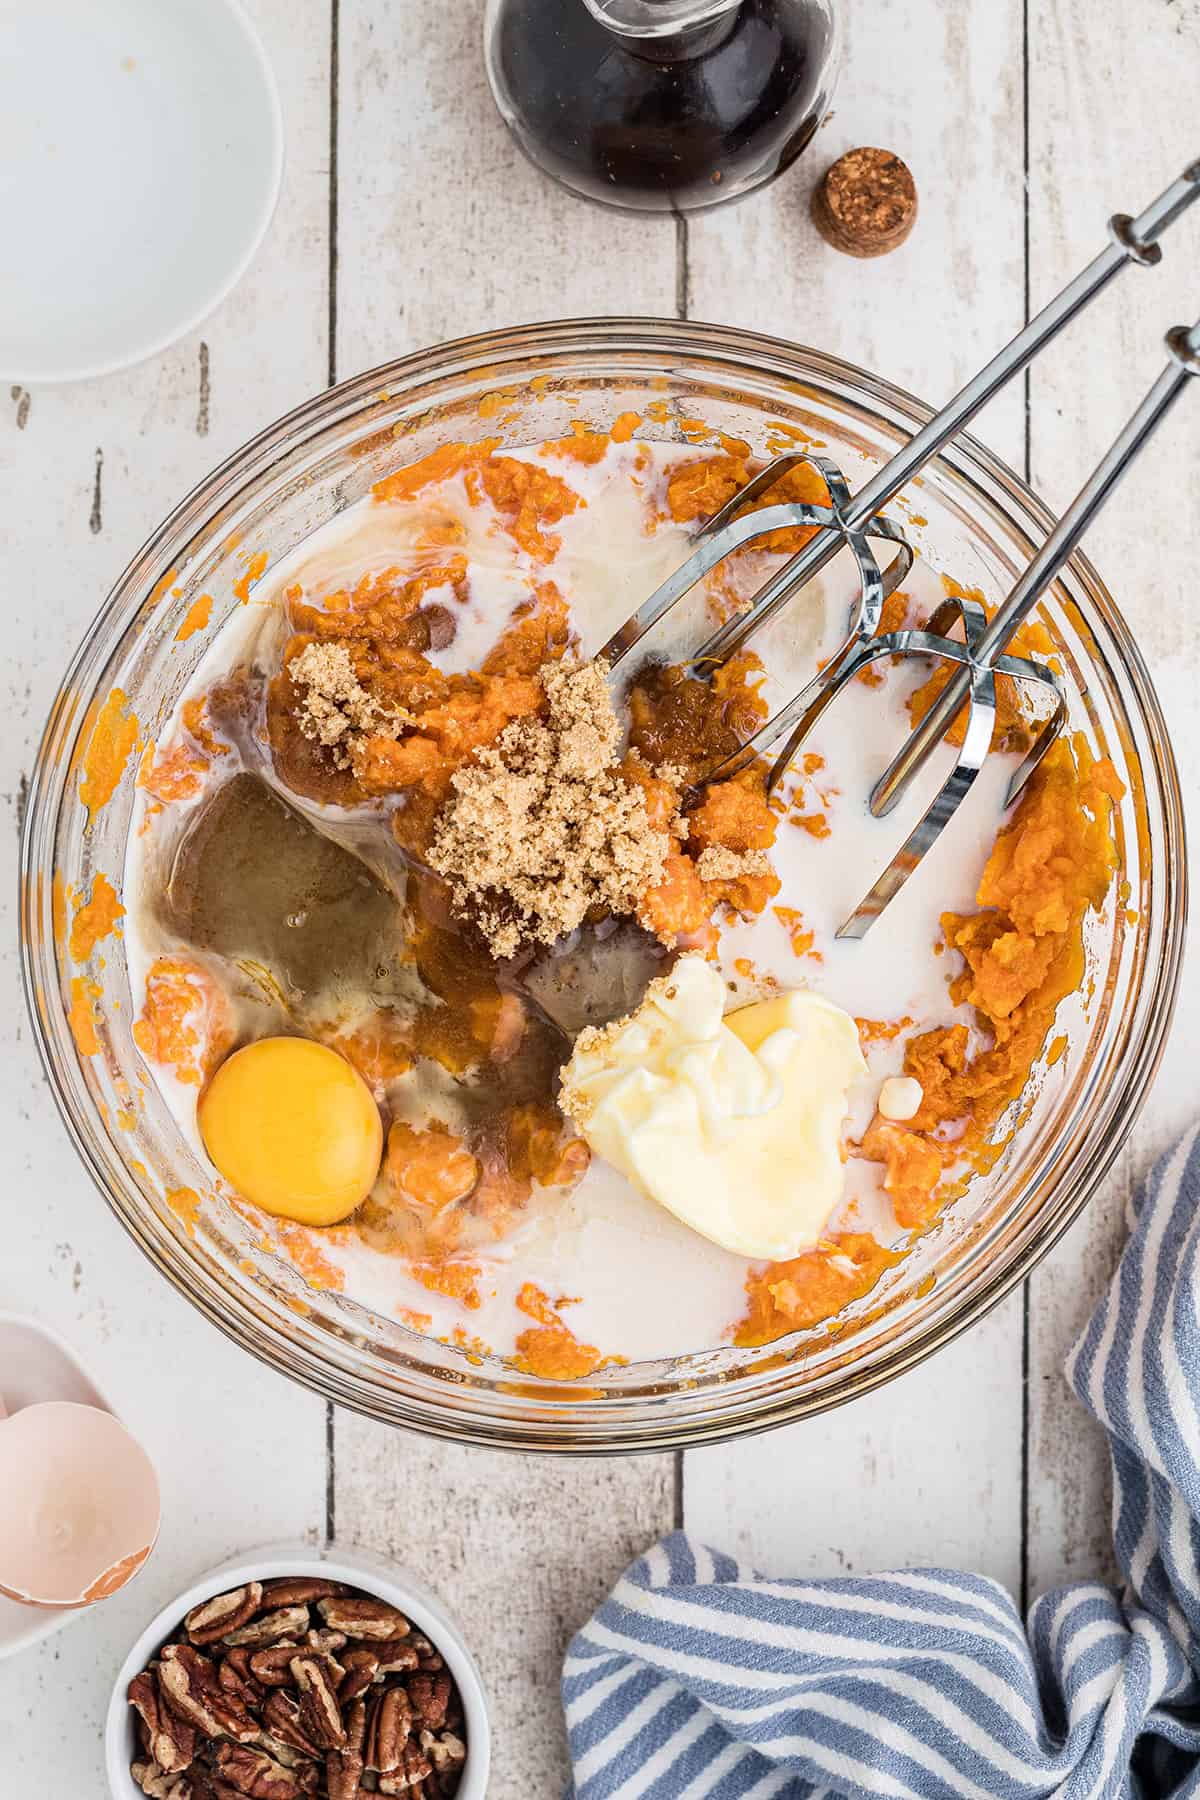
[602,160,1200,937]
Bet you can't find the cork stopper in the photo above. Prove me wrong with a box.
[812,147,918,258]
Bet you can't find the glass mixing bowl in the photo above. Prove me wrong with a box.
[21,320,1185,1451]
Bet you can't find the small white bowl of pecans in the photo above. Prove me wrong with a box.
[104,1545,489,1800]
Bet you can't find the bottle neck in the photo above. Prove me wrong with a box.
[581,0,741,59]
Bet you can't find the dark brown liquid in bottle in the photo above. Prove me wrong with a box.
[488,0,836,214]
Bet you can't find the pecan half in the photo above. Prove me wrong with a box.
[159,1645,259,1743]
[220,1649,266,1710]
[223,1607,312,1650]
[186,1584,265,1647]
[291,1655,346,1750]
[420,1729,467,1778]
[247,1644,303,1688]
[256,1737,307,1773]
[261,1692,322,1762]
[214,1743,306,1800]
[132,1762,193,1800]
[377,1741,432,1795]
[129,1670,198,1774]
[315,1650,346,1686]
[325,1697,366,1800]
[407,1634,444,1672]
[188,1770,245,1800]
[364,1686,412,1775]
[317,1597,410,1642]
[304,1629,348,1658]
[374,1643,420,1678]
[406,1672,451,1731]
[260,1578,348,1608]
[337,1648,379,1705]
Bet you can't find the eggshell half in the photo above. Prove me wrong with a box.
[0,1402,160,1607]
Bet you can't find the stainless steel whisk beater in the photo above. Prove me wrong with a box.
[602,159,1200,938]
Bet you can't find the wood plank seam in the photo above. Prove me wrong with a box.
[1019,0,1033,1621]
[325,0,340,1557]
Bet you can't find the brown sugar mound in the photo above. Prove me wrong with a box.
[694,846,772,882]
[428,659,678,959]
[289,640,404,769]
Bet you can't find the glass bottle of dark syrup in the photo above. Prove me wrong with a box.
[484,0,838,215]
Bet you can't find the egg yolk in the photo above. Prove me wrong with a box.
[199,1037,383,1226]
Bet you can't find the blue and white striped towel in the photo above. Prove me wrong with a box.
[564,1126,1200,1798]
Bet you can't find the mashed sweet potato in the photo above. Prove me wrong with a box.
[133,955,234,1087]
[738,734,1122,1345]
[512,1282,607,1381]
[737,1233,900,1348]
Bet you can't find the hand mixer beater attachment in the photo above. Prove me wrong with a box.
[602,159,1200,938]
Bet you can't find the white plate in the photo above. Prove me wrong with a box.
[105,1544,492,1800]
[0,1313,124,1660]
[0,0,283,383]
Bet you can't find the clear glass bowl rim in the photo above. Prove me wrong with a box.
[20,316,1188,1452]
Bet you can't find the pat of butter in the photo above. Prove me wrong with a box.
[878,1075,923,1122]
[559,955,867,1260]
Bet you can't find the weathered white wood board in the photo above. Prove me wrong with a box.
[0,1,332,1786]
[330,5,678,1793]
[680,0,1028,1600]
[1023,0,1200,1600]
[334,0,679,372]
[4,0,1199,1791]
[336,1436,674,1798]
[684,1289,1026,1586]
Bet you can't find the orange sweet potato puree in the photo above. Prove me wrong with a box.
[69,872,124,962]
[67,976,101,1057]
[737,735,1121,1347]
[132,955,234,1087]
[79,689,140,816]
[513,1282,609,1381]
[174,593,213,642]
[738,1232,901,1346]
[385,1121,481,1215]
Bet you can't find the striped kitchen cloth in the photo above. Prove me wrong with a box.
[564,1125,1200,1798]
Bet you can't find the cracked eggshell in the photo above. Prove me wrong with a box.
[0,1401,160,1608]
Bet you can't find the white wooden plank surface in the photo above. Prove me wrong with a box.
[3,0,1198,1791]
[0,1,332,1786]
[334,0,680,372]
[680,0,1028,1599]
[329,6,679,1794]
[1023,1,1200,1599]
[336,1437,674,1798]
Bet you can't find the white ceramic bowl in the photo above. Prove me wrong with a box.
[104,1543,490,1800]
[1,0,283,382]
